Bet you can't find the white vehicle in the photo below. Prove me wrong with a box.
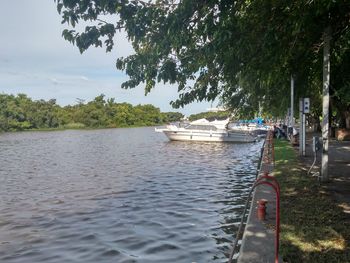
[155,118,257,143]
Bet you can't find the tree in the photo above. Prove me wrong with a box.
[162,112,184,123]
[0,92,180,131]
[56,0,350,124]
[188,111,230,121]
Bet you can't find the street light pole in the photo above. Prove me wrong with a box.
[321,26,331,182]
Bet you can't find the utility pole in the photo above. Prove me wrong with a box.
[299,98,310,156]
[299,98,303,156]
[321,26,331,182]
[290,76,294,127]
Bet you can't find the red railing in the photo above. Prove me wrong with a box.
[254,173,280,263]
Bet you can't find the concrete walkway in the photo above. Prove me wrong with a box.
[238,135,280,263]
[237,183,278,263]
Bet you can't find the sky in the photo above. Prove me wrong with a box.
[0,0,216,115]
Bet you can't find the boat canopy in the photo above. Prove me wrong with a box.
[188,118,229,130]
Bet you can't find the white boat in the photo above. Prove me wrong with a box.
[155,118,257,143]
[228,123,271,138]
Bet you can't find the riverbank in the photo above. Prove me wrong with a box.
[0,123,161,133]
[274,139,350,262]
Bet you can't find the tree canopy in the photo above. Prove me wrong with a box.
[56,0,350,127]
[0,93,183,132]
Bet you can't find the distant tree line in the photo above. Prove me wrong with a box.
[0,93,184,132]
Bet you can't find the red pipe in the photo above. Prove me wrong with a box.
[256,173,280,195]
[253,174,280,263]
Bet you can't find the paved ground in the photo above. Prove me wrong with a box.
[298,133,350,214]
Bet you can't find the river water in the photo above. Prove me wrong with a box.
[0,127,263,263]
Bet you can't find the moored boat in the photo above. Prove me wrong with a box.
[228,123,271,138]
[155,118,257,143]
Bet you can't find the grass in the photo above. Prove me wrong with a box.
[273,139,350,263]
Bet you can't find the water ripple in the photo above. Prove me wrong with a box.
[0,128,263,262]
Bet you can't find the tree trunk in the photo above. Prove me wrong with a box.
[338,109,350,129]
[321,26,331,183]
[345,111,350,129]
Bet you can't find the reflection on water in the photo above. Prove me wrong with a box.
[0,127,262,262]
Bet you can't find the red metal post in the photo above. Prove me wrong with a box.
[257,199,268,220]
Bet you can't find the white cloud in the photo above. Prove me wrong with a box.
[80,76,89,81]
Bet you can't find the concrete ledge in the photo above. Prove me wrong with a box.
[238,184,277,263]
[238,135,281,263]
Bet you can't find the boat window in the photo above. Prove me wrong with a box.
[185,125,217,131]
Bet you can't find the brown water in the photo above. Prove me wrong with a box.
[0,127,263,263]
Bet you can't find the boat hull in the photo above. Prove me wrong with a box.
[162,130,256,143]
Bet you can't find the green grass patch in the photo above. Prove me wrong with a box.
[273,139,350,263]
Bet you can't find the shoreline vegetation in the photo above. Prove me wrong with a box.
[0,93,185,132]
[0,93,234,133]
[274,139,349,262]
[8,124,157,133]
